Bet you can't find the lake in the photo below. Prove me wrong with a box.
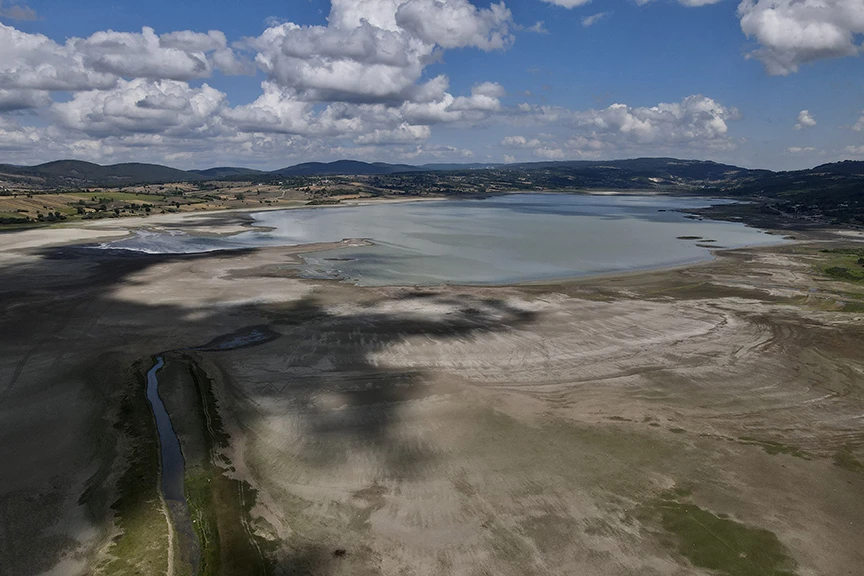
[102,194,786,285]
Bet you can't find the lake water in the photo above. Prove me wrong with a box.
[102,194,786,285]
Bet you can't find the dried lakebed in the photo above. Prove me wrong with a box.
[2,203,862,576]
[99,194,786,285]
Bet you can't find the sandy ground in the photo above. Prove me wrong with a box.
[0,213,862,576]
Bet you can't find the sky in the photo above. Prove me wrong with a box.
[0,0,862,171]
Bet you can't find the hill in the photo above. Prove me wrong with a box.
[271,160,422,176]
[187,167,266,179]
[0,160,204,187]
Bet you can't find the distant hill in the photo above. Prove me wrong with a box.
[0,156,859,195]
[809,160,864,175]
[188,167,266,179]
[271,160,422,176]
[0,160,205,187]
[46,160,201,184]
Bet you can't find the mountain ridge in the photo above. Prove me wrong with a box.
[1,157,862,190]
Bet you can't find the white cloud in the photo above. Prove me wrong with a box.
[582,12,609,27]
[853,111,864,132]
[787,146,816,153]
[251,22,432,103]
[72,27,245,81]
[534,146,566,159]
[501,134,576,159]
[738,0,864,75]
[0,23,248,95]
[395,0,513,50]
[247,0,513,103]
[222,82,318,135]
[224,76,505,139]
[501,135,542,148]
[794,109,817,129]
[0,2,516,164]
[0,116,44,150]
[0,88,51,111]
[524,21,549,34]
[354,123,431,144]
[541,0,592,8]
[52,79,227,138]
[636,0,722,5]
[521,94,739,149]
[0,2,36,20]
[0,23,116,91]
[844,145,864,155]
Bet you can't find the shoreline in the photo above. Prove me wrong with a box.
[0,193,840,288]
[2,203,863,576]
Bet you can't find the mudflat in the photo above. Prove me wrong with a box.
[1,215,862,576]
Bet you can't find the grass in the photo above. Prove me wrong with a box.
[842,301,864,313]
[643,488,798,576]
[737,437,811,459]
[186,361,273,576]
[833,446,864,473]
[817,248,864,284]
[94,365,170,576]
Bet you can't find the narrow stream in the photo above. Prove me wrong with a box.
[146,356,186,502]
[146,356,200,574]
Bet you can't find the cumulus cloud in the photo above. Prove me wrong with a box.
[541,0,592,8]
[249,22,432,103]
[72,27,247,80]
[787,146,816,153]
[0,88,51,111]
[52,79,227,138]
[0,23,116,91]
[0,23,248,95]
[795,109,817,129]
[354,122,431,144]
[0,0,517,162]
[0,116,44,150]
[534,146,566,159]
[853,111,864,132]
[517,95,740,151]
[524,21,549,34]
[582,12,609,27]
[501,134,576,159]
[247,0,513,103]
[0,2,36,20]
[501,135,542,148]
[224,76,505,139]
[738,0,864,75]
[395,0,513,50]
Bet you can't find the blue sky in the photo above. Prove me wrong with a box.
[0,0,862,169]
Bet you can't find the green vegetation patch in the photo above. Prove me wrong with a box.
[817,248,864,283]
[186,361,274,576]
[737,436,811,459]
[644,488,798,576]
[842,301,864,313]
[833,445,864,473]
[95,368,170,576]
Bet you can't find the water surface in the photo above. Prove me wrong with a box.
[145,357,185,502]
[104,194,785,285]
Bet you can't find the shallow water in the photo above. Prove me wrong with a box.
[145,357,185,503]
[145,357,201,574]
[103,194,786,285]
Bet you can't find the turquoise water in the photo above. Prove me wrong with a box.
[103,194,786,285]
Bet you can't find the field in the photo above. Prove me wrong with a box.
[0,183,329,227]
[0,215,862,576]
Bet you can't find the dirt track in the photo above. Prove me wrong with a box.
[0,227,862,575]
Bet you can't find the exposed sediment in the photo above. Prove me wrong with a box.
[0,224,863,575]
